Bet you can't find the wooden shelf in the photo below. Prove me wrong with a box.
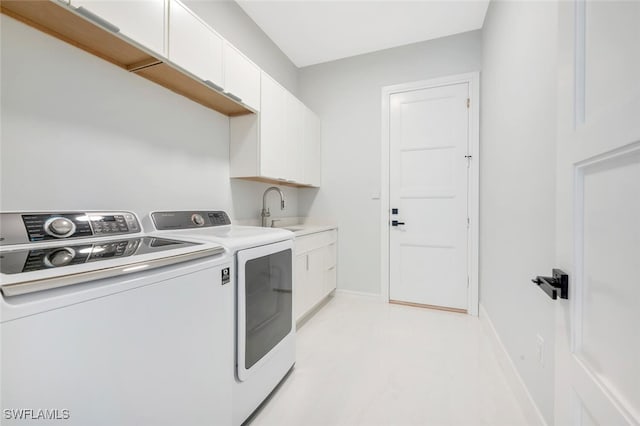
[136,62,249,116]
[0,0,252,117]
[233,176,316,189]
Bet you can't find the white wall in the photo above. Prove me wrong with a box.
[0,15,298,223]
[297,31,481,295]
[480,1,557,423]
[184,0,298,95]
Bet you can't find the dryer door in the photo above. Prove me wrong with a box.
[236,239,293,381]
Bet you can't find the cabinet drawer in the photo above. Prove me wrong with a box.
[324,229,337,245]
[294,229,336,255]
[294,233,322,255]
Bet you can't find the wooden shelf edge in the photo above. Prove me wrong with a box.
[0,0,253,117]
[0,1,139,70]
[134,62,252,116]
[232,176,318,189]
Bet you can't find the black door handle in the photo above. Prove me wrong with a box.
[391,220,405,227]
[532,269,569,300]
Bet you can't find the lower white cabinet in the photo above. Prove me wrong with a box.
[294,229,337,322]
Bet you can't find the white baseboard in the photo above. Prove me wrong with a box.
[479,304,548,426]
[334,288,385,300]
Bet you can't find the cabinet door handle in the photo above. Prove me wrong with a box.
[225,92,242,103]
[204,80,223,92]
[74,7,120,33]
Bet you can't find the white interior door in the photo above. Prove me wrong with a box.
[389,82,470,311]
[555,1,640,424]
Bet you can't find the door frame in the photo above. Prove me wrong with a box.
[380,72,480,315]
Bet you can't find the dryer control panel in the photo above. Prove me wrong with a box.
[0,211,141,245]
[151,211,231,230]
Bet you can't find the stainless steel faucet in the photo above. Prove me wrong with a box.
[261,186,285,227]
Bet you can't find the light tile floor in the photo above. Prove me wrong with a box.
[249,293,529,426]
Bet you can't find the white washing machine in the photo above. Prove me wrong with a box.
[0,211,233,426]
[147,210,295,426]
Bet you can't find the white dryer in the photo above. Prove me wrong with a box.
[0,211,233,426]
[148,210,295,426]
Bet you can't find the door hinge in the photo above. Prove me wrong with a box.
[467,276,470,287]
[466,98,470,108]
[467,217,470,228]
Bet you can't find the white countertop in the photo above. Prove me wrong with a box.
[231,217,337,237]
[278,224,337,237]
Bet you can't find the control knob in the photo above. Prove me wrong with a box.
[44,217,77,238]
[44,248,76,268]
[191,214,205,226]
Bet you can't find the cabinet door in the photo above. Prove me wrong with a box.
[307,248,326,310]
[71,0,166,55]
[325,243,337,294]
[168,0,223,88]
[304,107,322,187]
[260,72,287,180]
[294,254,308,321]
[223,42,260,111]
[325,267,337,294]
[285,93,305,183]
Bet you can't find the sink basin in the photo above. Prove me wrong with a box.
[282,225,306,231]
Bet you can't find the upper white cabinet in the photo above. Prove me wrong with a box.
[70,0,166,56]
[4,0,253,116]
[304,107,322,187]
[285,92,305,183]
[259,72,288,180]
[168,0,224,89]
[223,42,260,111]
[230,71,322,187]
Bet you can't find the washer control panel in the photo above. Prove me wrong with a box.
[152,211,231,230]
[0,236,198,275]
[0,211,141,245]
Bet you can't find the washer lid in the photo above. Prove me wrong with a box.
[148,210,293,251]
[154,225,293,251]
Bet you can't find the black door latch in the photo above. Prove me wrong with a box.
[531,269,569,300]
[391,220,405,227]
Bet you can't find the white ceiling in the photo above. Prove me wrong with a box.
[235,0,490,68]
